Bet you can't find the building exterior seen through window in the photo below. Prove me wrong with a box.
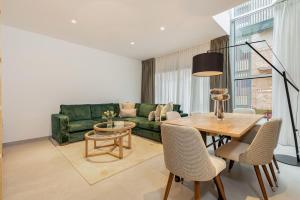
[231,0,274,117]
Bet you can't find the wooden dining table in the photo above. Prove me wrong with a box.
[163,112,264,141]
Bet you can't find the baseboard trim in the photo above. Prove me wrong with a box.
[3,136,51,147]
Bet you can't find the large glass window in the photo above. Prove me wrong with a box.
[231,0,273,117]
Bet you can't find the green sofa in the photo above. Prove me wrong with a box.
[51,103,188,144]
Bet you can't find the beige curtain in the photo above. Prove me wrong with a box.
[209,35,232,112]
[141,58,155,103]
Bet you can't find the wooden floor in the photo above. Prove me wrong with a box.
[3,138,300,200]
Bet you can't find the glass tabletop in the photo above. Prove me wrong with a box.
[93,121,136,132]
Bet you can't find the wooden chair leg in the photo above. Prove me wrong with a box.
[164,173,174,200]
[212,136,217,151]
[268,162,278,187]
[254,165,268,200]
[273,155,280,173]
[262,165,274,191]
[214,175,226,200]
[194,181,201,200]
[229,160,234,172]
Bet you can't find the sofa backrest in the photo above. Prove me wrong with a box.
[138,103,157,118]
[60,105,92,121]
[90,103,115,119]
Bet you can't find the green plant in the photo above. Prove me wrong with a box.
[102,110,116,120]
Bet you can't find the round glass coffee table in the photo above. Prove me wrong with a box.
[84,121,136,159]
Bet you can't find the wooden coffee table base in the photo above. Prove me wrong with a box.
[85,131,131,159]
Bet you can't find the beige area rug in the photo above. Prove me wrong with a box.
[56,135,163,185]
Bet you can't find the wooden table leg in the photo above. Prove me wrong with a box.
[119,136,123,159]
[85,139,88,157]
[93,140,96,148]
[128,129,132,149]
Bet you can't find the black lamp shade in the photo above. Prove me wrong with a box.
[192,52,223,77]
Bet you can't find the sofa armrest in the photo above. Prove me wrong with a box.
[180,113,188,118]
[51,114,70,144]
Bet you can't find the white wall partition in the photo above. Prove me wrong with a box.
[2,26,142,143]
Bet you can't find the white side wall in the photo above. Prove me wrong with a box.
[2,25,142,143]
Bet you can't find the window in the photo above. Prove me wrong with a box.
[231,0,274,117]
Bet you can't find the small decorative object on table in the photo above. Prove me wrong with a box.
[210,88,230,120]
[102,110,116,126]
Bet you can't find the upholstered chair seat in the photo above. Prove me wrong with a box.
[161,124,227,200]
[215,119,282,200]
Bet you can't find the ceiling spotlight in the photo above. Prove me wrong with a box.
[130,42,135,45]
[71,19,77,24]
[160,26,165,31]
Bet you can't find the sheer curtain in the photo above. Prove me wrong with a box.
[272,0,300,146]
[155,43,210,113]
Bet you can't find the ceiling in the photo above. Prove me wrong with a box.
[3,0,244,60]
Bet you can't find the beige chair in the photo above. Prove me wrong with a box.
[161,124,227,200]
[215,119,282,200]
[166,111,181,120]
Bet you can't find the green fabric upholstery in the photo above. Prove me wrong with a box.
[180,113,188,117]
[123,117,160,131]
[173,104,181,112]
[138,103,156,117]
[68,120,95,133]
[60,105,91,121]
[90,104,115,119]
[52,103,187,144]
[132,128,161,142]
[51,114,69,144]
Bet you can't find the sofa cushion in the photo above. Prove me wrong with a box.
[173,104,181,112]
[61,105,91,121]
[68,120,94,133]
[90,104,115,119]
[124,117,160,131]
[138,103,157,118]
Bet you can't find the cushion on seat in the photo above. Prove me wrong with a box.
[90,104,115,119]
[61,105,92,121]
[123,117,160,131]
[68,120,95,132]
[209,155,226,175]
[138,104,157,118]
[215,141,250,162]
[173,104,181,112]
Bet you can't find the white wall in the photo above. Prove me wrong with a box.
[2,25,142,143]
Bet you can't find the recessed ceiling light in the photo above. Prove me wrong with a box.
[71,19,77,24]
[130,42,135,45]
[160,26,165,31]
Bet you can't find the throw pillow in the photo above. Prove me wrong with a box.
[155,105,163,121]
[119,102,135,110]
[148,111,155,121]
[160,103,173,118]
[119,108,136,118]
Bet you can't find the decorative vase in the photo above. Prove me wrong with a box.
[210,88,230,120]
[214,100,225,120]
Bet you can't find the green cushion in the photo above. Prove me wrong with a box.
[139,120,160,131]
[124,117,160,131]
[173,104,181,112]
[138,103,156,117]
[60,105,91,121]
[68,120,94,132]
[90,104,115,119]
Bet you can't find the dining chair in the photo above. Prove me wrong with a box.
[161,124,227,200]
[215,119,282,200]
[166,111,181,120]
